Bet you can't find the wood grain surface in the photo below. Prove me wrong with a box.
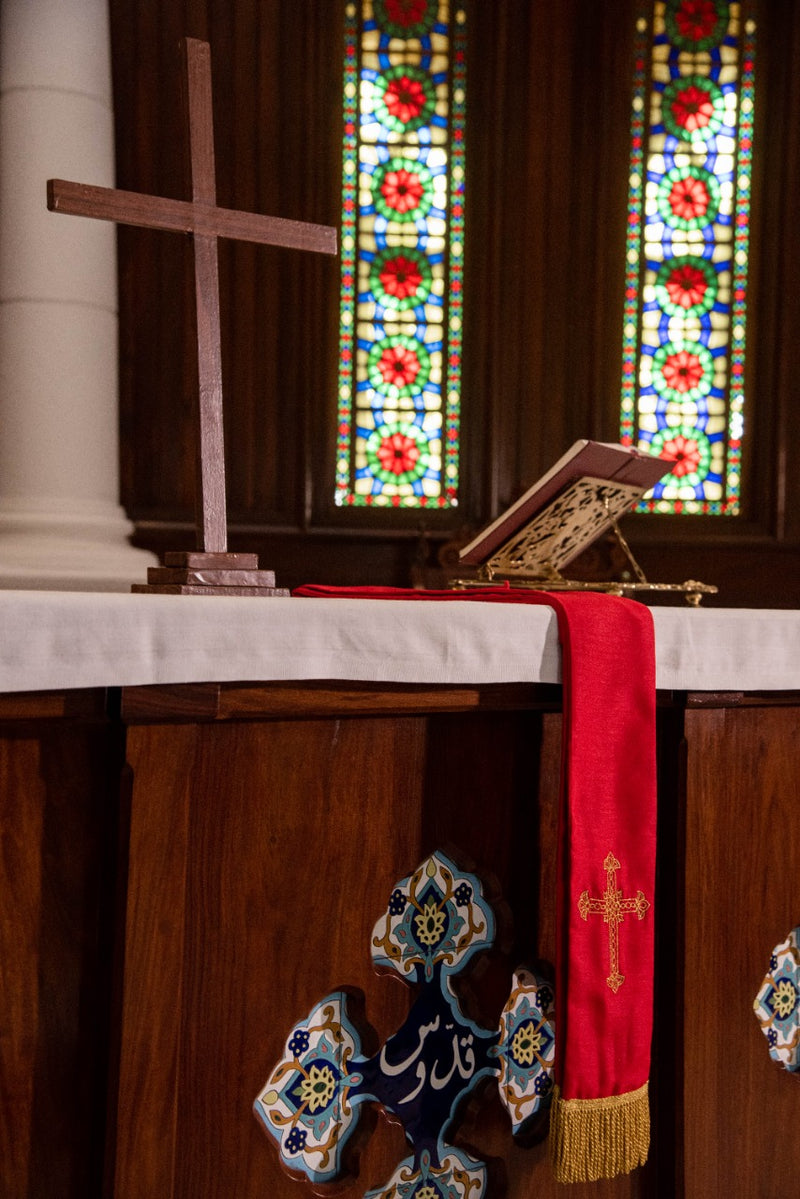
[682,705,800,1199]
[0,707,120,1198]
[4,685,799,1197]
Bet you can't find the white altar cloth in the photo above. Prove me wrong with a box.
[0,590,798,694]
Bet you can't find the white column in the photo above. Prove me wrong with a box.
[0,0,156,590]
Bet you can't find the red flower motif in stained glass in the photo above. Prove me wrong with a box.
[377,431,422,475]
[661,350,705,393]
[381,168,424,215]
[662,434,702,477]
[385,0,429,27]
[378,344,421,388]
[674,0,719,42]
[668,175,710,221]
[665,263,709,309]
[379,255,424,301]
[384,75,428,125]
[670,83,715,133]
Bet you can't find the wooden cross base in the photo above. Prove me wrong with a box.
[131,552,290,597]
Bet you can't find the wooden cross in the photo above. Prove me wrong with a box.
[577,852,650,993]
[47,37,337,595]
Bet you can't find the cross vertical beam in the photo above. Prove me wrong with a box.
[185,38,226,553]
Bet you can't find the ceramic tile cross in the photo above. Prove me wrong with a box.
[47,37,337,593]
[254,850,556,1198]
[753,925,800,1074]
[578,851,650,993]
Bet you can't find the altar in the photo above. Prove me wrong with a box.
[2,591,799,1198]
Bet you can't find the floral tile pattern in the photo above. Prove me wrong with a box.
[753,926,800,1074]
[253,993,369,1184]
[494,968,556,1136]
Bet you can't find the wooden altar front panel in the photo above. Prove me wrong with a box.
[3,684,799,1198]
[109,683,658,1199]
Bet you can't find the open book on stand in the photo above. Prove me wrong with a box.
[453,440,717,605]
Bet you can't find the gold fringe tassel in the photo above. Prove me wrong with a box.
[549,1081,650,1183]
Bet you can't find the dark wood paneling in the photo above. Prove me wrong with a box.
[464,0,639,517]
[0,714,120,1199]
[0,689,108,722]
[4,678,800,1196]
[113,716,427,1196]
[109,0,344,535]
[683,705,800,1198]
[119,680,562,722]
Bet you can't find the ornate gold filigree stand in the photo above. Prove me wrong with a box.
[451,514,717,607]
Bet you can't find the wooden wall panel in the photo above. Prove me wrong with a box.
[464,0,638,519]
[0,708,118,1199]
[683,705,800,1198]
[111,725,192,1197]
[115,716,427,1197]
[109,0,344,536]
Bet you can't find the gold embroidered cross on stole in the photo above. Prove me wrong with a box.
[578,852,650,992]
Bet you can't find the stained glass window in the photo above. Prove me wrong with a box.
[336,0,466,509]
[620,0,755,514]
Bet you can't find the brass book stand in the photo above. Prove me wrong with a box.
[451,441,717,606]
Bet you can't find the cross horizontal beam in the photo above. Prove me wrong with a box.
[47,179,337,257]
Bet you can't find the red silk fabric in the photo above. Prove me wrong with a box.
[293,584,656,1103]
